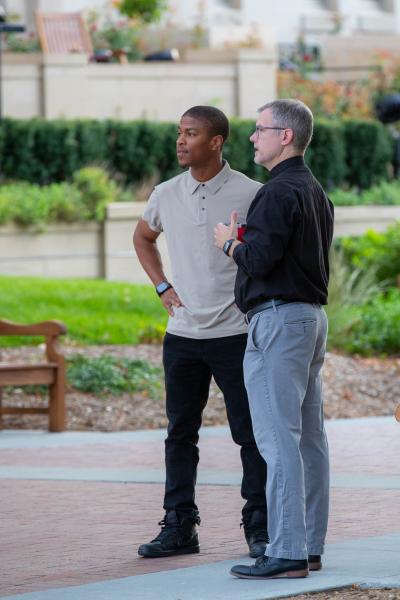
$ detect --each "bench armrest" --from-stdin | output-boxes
[0,319,67,363]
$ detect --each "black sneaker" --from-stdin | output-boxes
[138,510,200,558]
[230,555,309,579]
[241,509,269,558]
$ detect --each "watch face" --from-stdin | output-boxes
[156,281,170,295]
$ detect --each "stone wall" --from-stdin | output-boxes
[3,49,277,121]
[1,204,399,284]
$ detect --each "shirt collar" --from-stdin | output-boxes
[269,155,305,179]
[187,160,231,195]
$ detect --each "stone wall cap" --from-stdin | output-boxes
[107,202,145,219]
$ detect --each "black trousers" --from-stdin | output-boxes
[163,332,267,518]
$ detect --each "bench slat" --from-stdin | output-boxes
[0,363,58,370]
[0,407,49,415]
[0,369,56,386]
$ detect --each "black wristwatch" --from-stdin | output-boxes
[222,238,236,256]
[155,280,172,296]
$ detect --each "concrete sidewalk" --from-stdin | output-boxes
[0,416,399,600]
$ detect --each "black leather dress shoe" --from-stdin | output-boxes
[308,554,322,571]
[230,556,309,579]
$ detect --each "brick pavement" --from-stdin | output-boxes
[0,416,399,599]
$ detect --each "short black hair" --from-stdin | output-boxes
[182,105,230,143]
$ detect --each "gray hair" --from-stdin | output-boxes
[258,99,313,153]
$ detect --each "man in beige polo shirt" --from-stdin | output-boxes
[133,105,267,559]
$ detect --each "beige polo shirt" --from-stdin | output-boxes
[142,161,262,339]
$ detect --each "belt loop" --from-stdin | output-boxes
[272,298,277,312]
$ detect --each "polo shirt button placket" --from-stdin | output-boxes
[200,189,207,223]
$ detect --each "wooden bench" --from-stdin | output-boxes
[0,320,67,432]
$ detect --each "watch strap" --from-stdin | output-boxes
[222,238,236,256]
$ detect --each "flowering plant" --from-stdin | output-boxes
[5,31,40,53]
[279,51,400,120]
[87,11,142,62]
[278,72,373,119]
[368,51,400,103]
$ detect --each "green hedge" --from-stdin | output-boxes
[0,117,394,189]
[305,119,347,189]
[342,119,394,189]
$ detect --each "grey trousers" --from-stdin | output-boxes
[244,301,329,560]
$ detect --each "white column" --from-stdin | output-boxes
[236,48,277,119]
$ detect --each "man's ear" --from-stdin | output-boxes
[281,128,294,147]
[210,134,224,152]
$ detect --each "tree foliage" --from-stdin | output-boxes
[115,0,167,23]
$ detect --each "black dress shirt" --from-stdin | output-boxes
[233,156,334,313]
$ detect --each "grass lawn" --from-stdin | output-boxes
[0,275,167,346]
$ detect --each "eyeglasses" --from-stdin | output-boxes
[253,125,286,140]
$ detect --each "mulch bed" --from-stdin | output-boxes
[1,344,399,431]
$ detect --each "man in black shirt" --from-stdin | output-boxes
[214,99,334,580]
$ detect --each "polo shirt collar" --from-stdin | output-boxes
[187,160,231,195]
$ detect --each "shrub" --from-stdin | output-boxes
[0,193,13,225]
[326,247,400,356]
[67,354,163,396]
[326,247,383,351]
[72,166,118,220]
[360,180,400,205]
[0,183,51,225]
[329,188,361,206]
[47,183,90,223]
[137,323,165,344]
[0,167,121,227]
[340,221,400,285]
[342,289,400,356]
[330,179,400,206]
